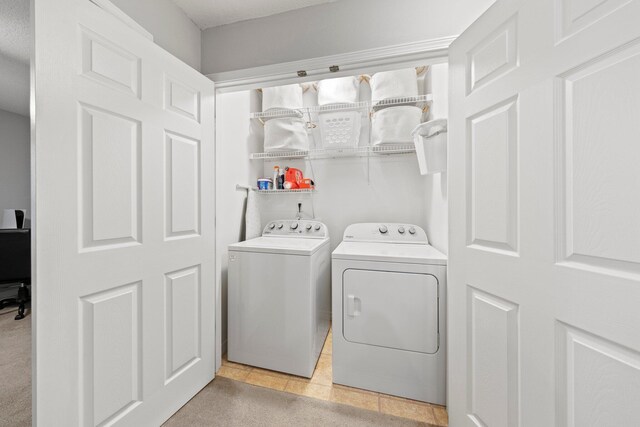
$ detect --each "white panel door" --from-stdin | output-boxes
[448,0,640,425]
[33,0,215,425]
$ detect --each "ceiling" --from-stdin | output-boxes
[172,0,339,30]
[0,0,30,116]
[0,0,29,64]
[0,0,31,116]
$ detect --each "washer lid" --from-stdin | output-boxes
[332,241,447,265]
[229,236,329,256]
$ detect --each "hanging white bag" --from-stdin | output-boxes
[264,117,310,152]
[411,119,448,175]
[371,106,422,146]
[370,68,419,104]
[262,84,304,111]
[317,76,359,105]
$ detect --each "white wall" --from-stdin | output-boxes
[423,63,449,254]
[111,0,202,71]
[0,108,30,218]
[0,55,29,117]
[201,0,495,74]
[216,91,263,353]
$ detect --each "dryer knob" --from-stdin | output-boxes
[290,222,299,230]
[314,224,321,231]
[277,223,284,229]
[398,226,405,234]
[268,223,276,230]
[306,224,312,231]
[408,227,416,235]
[379,225,388,234]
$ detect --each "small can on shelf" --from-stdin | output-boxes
[257,178,273,190]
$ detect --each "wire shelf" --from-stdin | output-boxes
[249,144,416,160]
[254,188,316,194]
[250,150,310,160]
[249,94,433,120]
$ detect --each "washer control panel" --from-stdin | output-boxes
[342,223,428,244]
[263,220,328,238]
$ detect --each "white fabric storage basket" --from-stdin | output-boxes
[264,117,309,152]
[411,119,448,175]
[318,110,361,149]
[317,76,359,105]
[262,84,303,111]
[371,106,422,146]
[370,68,418,103]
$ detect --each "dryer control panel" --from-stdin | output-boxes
[263,220,328,239]
[342,223,428,244]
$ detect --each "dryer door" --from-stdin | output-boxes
[342,269,439,354]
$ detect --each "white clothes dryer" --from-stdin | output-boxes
[332,223,447,404]
[228,220,330,378]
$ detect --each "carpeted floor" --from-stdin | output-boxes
[0,311,432,427]
[0,307,31,427]
[164,376,432,427]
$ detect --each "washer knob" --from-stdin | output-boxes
[268,223,276,230]
[409,227,416,235]
[277,223,284,229]
[314,224,321,231]
[306,224,312,231]
[290,222,299,230]
[398,226,405,234]
[379,225,388,234]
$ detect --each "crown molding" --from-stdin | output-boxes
[207,36,456,92]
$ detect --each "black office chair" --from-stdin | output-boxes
[0,229,31,320]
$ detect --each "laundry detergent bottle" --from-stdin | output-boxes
[273,166,280,190]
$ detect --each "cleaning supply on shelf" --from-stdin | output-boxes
[257,178,273,190]
[298,178,315,189]
[278,167,285,190]
[273,166,280,188]
[284,167,304,189]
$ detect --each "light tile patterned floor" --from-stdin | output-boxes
[219,329,448,426]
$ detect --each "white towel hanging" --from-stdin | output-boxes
[245,190,261,240]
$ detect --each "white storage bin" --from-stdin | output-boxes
[411,119,447,175]
[318,110,361,149]
[371,106,422,146]
[262,84,303,111]
[370,68,418,104]
[264,117,309,152]
[317,76,359,105]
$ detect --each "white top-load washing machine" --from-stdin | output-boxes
[228,219,330,378]
[332,223,447,405]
